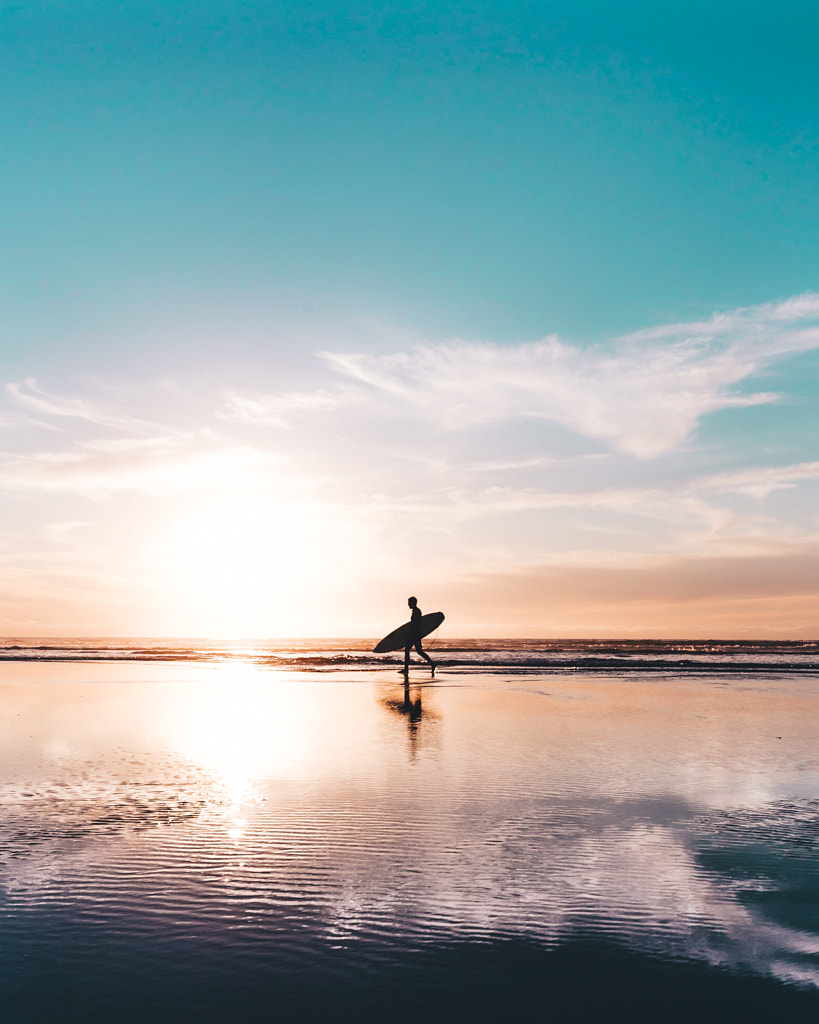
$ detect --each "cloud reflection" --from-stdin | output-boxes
[0,669,817,992]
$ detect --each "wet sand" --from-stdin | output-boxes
[2,662,819,1021]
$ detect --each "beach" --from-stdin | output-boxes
[5,2,818,1018]
[2,641,819,1021]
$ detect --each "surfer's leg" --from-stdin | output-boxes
[415,641,436,672]
[403,644,411,671]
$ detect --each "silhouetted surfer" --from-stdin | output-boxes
[404,596,436,675]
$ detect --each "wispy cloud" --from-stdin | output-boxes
[42,521,95,544]
[0,440,282,495]
[326,452,819,568]
[695,461,819,500]
[321,294,819,457]
[6,379,160,433]
[221,388,351,427]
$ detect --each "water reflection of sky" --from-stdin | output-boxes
[1,664,819,1003]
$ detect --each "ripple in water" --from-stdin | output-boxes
[1,666,819,1021]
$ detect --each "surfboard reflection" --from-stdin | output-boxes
[378,679,439,762]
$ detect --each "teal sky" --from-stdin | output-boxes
[3,1,818,364]
[1,1,818,635]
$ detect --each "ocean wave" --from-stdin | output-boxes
[0,638,817,673]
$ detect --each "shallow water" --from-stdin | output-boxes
[2,657,819,1021]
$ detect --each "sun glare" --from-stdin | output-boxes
[172,667,311,788]
[158,498,331,635]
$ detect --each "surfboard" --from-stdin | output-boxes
[373,611,445,654]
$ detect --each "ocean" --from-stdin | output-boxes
[2,636,818,671]
[2,639,819,1022]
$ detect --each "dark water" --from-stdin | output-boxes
[2,644,819,1021]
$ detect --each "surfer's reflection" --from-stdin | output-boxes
[379,678,438,761]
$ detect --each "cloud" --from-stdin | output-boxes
[465,548,819,605]
[324,451,819,571]
[221,388,350,427]
[1,378,291,497]
[0,440,282,496]
[42,521,95,544]
[695,461,819,500]
[344,455,819,529]
[3,294,819,637]
[6,379,160,433]
[427,550,819,637]
[321,293,819,457]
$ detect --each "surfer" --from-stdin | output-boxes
[404,596,436,675]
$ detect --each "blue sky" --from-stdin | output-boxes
[1,1,818,635]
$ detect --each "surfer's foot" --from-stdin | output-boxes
[430,662,437,674]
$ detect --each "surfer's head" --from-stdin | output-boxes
[407,596,417,608]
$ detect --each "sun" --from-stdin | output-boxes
[158,497,328,636]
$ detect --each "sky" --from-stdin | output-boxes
[1,0,818,638]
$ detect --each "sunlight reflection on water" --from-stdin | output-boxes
[1,663,819,1020]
